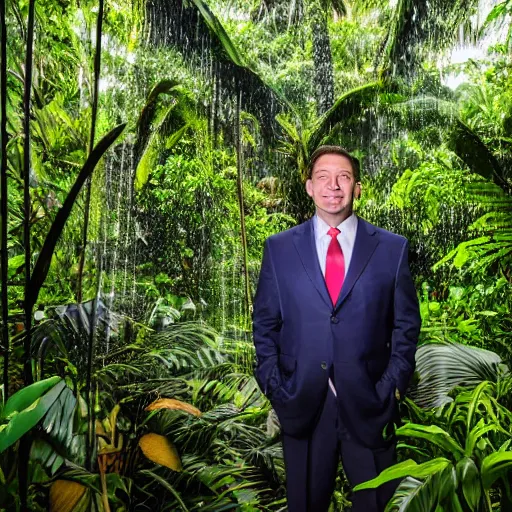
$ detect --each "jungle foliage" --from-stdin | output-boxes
[0,0,511,510]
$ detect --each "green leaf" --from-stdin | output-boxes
[481,452,512,490]
[135,123,189,190]
[384,476,440,511]
[1,376,62,419]
[354,458,451,491]
[483,2,508,25]
[7,254,25,279]
[456,458,481,511]
[0,380,66,452]
[396,424,464,460]
[448,121,508,193]
[438,464,458,502]
[466,381,492,435]
[465,421,499,457]
[105,473,129,502]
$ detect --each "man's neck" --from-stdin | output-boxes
[316,209,353,228]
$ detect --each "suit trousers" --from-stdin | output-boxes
[282,389,398,512]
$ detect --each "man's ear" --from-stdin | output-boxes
[354,182,362,199]
[305,179,313,198]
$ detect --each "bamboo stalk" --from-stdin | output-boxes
[20,1,36,508]
[1,0,10,400]
[235,91,251,319]
[77,0,104,303]
[22,0,35,385]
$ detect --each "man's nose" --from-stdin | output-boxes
[328,177,340,189]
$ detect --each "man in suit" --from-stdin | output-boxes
[252,145,421,512]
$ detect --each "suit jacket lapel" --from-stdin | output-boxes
[292,219,332,308]
[336,217,379,309]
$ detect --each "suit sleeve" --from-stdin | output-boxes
[382,239,421,397]
[252,239,283,398]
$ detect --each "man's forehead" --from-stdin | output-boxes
[312,162,354,173]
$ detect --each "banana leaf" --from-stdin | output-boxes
[448,121,510,195]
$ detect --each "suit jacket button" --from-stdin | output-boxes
[330,316,339,324]
[321,362,327,370]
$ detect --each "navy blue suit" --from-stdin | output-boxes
[253,216,421,511]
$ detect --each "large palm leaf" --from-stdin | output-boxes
[409,341,508,409]
[143,0,286,140]
[379,0,480,78]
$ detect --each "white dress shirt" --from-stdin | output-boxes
[313,213,358,397]
[313,213,358,277]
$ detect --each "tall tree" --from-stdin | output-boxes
[307,0,346,115]
[251,0,346,114]
[379,0,480,79]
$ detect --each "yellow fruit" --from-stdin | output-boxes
[49,480,86,512]
[145,398,201,417]
[138,433,182,471]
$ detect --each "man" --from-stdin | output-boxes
[252,145,421,512]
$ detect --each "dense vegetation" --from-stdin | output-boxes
[1,0,511,510]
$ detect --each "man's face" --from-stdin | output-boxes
[305,153,361,224]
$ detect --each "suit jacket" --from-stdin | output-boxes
[252,216,421,449]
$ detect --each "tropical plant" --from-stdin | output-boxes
[355,382,512,511]
[2,0,512,510]
[434,180,512,276]
[12,308,287,511]
[0,376,70,453]
[409,341,510,409]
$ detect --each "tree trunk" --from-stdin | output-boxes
[309,1,335,115]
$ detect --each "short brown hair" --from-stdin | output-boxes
[308,145,360,181]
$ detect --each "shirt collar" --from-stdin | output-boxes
[314,213,358,241]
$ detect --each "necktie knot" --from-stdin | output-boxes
[328,227,340,238]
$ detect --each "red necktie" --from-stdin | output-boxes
[326,227,345,305]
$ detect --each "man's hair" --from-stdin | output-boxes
[307,145,360,181]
